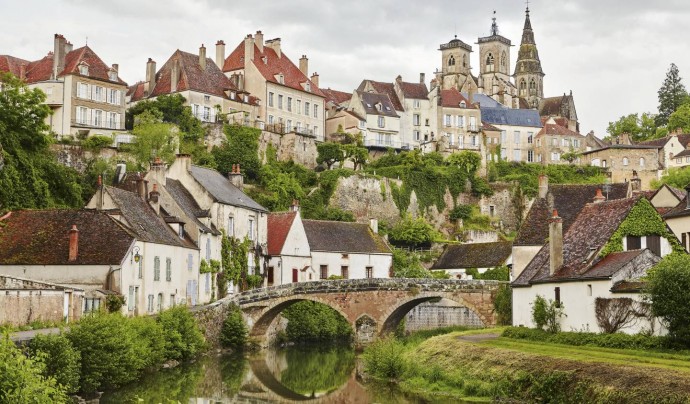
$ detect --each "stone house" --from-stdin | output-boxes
[580,144,662,190]
[0,34,127,140]
[638,133,690,169]
[481,104,542,162]
[126,45,259,125]
[222,31,326,142]
[512,196,674,335]
[539,92,579,133]
[436,88,482,154]
[266,204,392,284]
[512,175,630,280]
[392,75,434,149]
[348,90,402,150]
[430,241,512,279]
[534,117,586,164]
[0,275,84,327]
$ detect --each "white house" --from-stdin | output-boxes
[512,196,674,335]
[266,208,312,285]
[431,241,512,279]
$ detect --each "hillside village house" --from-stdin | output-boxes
[512,196,675,335]
[348,90,401,151]
[580,144,661,190]
[430,241,512,279]
[435,88,482,155]
[126,45,259,126]
[0,275,84,327]
[0,209,180,316]
[0,34,127,140]
[662,187,690,253]
[267,205,392,284]
[512,175,630,280]
[534,117,586,164]
[648,184,685,215]
[639,132,690,169]
[222,31,326,141]
[479,99,542,163]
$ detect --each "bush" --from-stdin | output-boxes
[647,253,690,344]
[67,313,151,392]
[129,316,166,367]
[493,284,512,326]
[0,334,68,402]
[501,327,668,350]
[105,294,126,313]
[388,215,441,248]
[449,204,473,221]
[220,305,248,349]
[28,333,81,394]
[282,301,352,342]
[361,337,407,379]
[80,135,112,150]
[531,295,565,333]
[157,306,206,361]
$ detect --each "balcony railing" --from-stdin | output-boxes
[363,138,411,150]
[72,119,124,131]
[447,142,480,150]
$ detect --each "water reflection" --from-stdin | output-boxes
[101,345,427,403]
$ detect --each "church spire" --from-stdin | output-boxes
[491,10,499,36]
[514,5,544,108]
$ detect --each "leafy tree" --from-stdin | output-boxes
[220,305,248,349]
[657,63,689,127]
[605,112,658,142]
[130,110,178,170]
[282,301,352,342]
[646,253,690,344]
[126,94,204,142]
[0,73,83,211]
[449,204,473,221]
[343,143,368,170]
[446,151,481,175]
[316,142,344,169]
[391,248,432,278]
[388,215,441,248]
[651,165,690,189]
[28,333,81,394]
[493,284,512,326]
[157,306,206,361]
[668,102,690,133]
[0,334,68,402]
[560,147,581,164]
[212,124,261,182]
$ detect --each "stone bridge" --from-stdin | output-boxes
[194,278,505,347]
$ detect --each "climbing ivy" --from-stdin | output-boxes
[219,230,254,294]
[200,259,221,300]
[599,198,684,258]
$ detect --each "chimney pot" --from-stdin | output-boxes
[420,72,425,84]
[215,40,226,69]
[310,72,319,88]
[548,209,563,276]
[68,224,79,262]
[291,199,300,212]
[593,188,606,203]
[299,54,309,76]
[228,164,244,190]
[370,218,379,234]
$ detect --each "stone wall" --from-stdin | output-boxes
[404,299,484,332]
[51,144,119,174]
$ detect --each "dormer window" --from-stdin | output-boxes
[305,82,311,92]
[79,64,89,76]
[278,74,284,84]
[108,70,117,81]
[375,103,382,112]
[460,101,466,108]
[178,224,185,239]
[230,91,236,99]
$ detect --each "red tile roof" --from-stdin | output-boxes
[540,115,569,128]
[322,88,352,106]
[536,123,584,138]
[0,209,134,265]
[223,41,324,97]
[151,50,238,99]
[440,88,477,109]
[0,55,30,77]
[357,80,404,111]
[398,81,428,100]
[267,212,297,255]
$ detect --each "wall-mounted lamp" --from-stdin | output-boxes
[132,246,141,264]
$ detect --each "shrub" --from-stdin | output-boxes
[493,284,512,326]
[220,305,248,349]
[282,301,352,342]
[647,253,690,344]
[0,334,68,402]
[501,327,668,350]
[361,337,407,379]
[28,333,81,394]
[129,316,166,367]
[531,295,565,333]
[388,215,441,248]
[80,135,112,150]
[157,306,206,361]
[67,313,150,392]
[449,204,473,221]
[105,294,126,313]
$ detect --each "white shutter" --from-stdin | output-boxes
[115,113,121,129]
[91,85,95,101]
[90,109,94,126]
[116,90,121,106]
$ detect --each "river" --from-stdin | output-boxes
[100,345,462,403]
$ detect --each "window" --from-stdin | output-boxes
[128,287,135,311]
[320,265,328,279]
[203,106,211,121]
[500,130,507,143]
[147,294,154,312]
[248,218,255,241]
[359,120,366,129]
[444,114,451,127]
[137,260,142,279]
[587,284,592,297]
[187,253,193,271]
[206,238,211,260]
[267,267,274,286]
[93,86,104,102]
[413,130,420,141]
[314,126,319,136]
[268,115,274,125]
[471,135,477,146]
[79,64,88,75]
[626,236,642,250]
[268,92,274,107]
[647,235,662,256]
[527,132,533,144]
[640,157,645,167]
[460,101,466,108]
[413,99,421,108]
[537,153,543,162]
[457,115,465,128]
[305,102,310,115]
[77,82,89,99]
[489,205,495,216]
[519,79,526,96]
[513,149,521,161]
[157,293,163,312]
[501,148,507,160]
[287,96,292,112]
[287,119,292,131]
[366,266,373,278]
[623,157,629,166]
[486,53,495,71]
[205,272,211,292]
[469,116,476,131]
[537,138,541,147]
[554,287,561,307]
[552,138,558,146]
[573,139,580,148]
[227,216,234,237]
[677,158,682,164]
[93,110,102,127]
[686,157,690,163]
[448,55,455,66]
[551,152,561,161]
[203,95,210,102]
[448,133,454,145]
[341,266,349,279]
[278,95,283,109]
[296,99,301,113]
[313,104,318,118]
[602,160,607,168]
[84,298,100,312]
[413,114,421,126]
[528,150,534,162]
[378,116,385,128]
[166,258,172,281]
[170,294,176,307]
[108,89,121,105]
[154,256,160,281]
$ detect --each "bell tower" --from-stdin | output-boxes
[438,35,474,91]
[513,6,545,109]
[477,11,514,104]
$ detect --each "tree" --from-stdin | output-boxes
[594,297,649,334]
[388,215,441,248]
[605,112,658,142]
[157,306,206,361]
[130,110,179,170]
[212,124,261,182]
[126,94,204,141]
[646,253,690,343]
[0,73,83,210]
[493,284,512,326]
[391,248,432,278]
[657,63,689,127]
[651,165,690,189]
[668,102,690,133]
[560,147,581,164]
[28,333,81,394]
[343,144,368,170]
[446,151,481,175]
[316,142,343,169]
[220,305,248,349]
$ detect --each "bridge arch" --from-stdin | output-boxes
[378,292,488,336]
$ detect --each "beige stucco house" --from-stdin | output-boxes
[580,145,662,190]
[534,117,585,164]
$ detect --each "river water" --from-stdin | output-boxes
[100,345,461,403]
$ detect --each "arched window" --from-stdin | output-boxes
[519,79,527,96]
[448,55,455,66]
[640,157,645,167]
[529,79,537,94]
[623,157,629,166]
[591,158,601,167]
[462,54,467,67]
[500,51,507,70]
[486,53,495,72]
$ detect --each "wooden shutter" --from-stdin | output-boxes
[626,236,641,250]
[646,235,661,256]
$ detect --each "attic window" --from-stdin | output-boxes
[108,71,117,81]
[305,82,311,92]
[278,74,284,84]
[79,64,89,76]
[460,101,466,108]
[375,103,382,111]
[178,224,185,239]
[243,95,249,103]
[366,103,372,108]
[385,106,391,111]
[230,91,236,99]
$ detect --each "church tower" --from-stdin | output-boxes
[477,11,515,106]
[514,6,545,109]
[438,35,476,93]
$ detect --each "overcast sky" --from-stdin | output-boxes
[4,0,690,137]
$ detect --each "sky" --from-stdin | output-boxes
[4,0,690,137]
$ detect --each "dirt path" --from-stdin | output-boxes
[457,332,500,342]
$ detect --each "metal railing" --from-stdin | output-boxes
[72,119,124,130]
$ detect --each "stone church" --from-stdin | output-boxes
[435,7,579,132]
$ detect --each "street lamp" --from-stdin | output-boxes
[132,246,141,264]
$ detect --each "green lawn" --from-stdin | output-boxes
[482,337,690,373]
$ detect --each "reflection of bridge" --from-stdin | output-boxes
[196,278,504,347]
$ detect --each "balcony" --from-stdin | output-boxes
[363,138,410,150]
[72,119,124,131]
[447,142,480,151]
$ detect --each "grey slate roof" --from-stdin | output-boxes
[481,107,542,128]
[189,165,267,212]
[461,92,504,108]
[431,241,512,270]
[165,179,219,235]
[302,220,391,254]
[357,91,400,117]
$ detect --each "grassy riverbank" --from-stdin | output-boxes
[364,328,690,402]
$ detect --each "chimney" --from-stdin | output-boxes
[52,34,67,80]
[396,75,402,84]
[310,72,319,88]
[538,174,549,198]
[593,188,606,203]
[65,41,73,54]
[151,156,166,187]
[299,55,308,76]
[215,40,225,69]
[291,199,300,212]
[170,61,179,93]
[145,58,156,96]
[112,63,119,72]
[420,73,425,84]
[228,164,244,190]
[468,86,474,104]
[630,171,641,192]
[255,31,264,53]
[149,183,160,215]
[244,34,255,62]
[19,64,26,81]
[176,153,192,173]
[199,44,207,70]
[370,218,379,234]
[68,224,79,262]
[266,38,281,58]
[136,177,147,199]
[548,210,563,276]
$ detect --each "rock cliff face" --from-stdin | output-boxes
[328,174,528,234]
